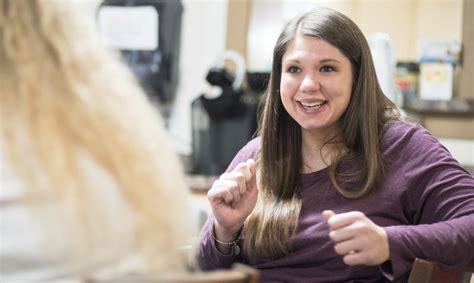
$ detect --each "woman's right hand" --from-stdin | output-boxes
[207,158,258,242]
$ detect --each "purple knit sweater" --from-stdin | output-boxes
[196,121,474,282]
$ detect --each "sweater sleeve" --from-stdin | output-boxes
[195,138,261,270]
[383,123,474,279]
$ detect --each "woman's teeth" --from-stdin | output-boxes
[301,101,325,109]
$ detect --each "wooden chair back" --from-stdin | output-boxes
[83,263,259,283]
[408,258,473,283]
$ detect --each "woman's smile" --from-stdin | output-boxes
[298,100,328,111]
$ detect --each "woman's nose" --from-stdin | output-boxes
[300,74,320,93]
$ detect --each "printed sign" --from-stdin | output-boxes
[98,6,159,50]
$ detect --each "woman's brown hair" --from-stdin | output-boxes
[243,7,399,259]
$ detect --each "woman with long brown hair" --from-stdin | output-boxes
[197,7,474,282]
[0,0,196,280]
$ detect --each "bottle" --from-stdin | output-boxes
[396,62,419,104]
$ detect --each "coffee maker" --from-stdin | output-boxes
[191,50,261,175]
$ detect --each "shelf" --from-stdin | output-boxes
[403,98,474,117]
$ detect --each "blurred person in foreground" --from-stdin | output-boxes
[197,7,474,282]
[0,0,196,280]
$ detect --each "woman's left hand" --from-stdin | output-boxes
[322,210,390,266]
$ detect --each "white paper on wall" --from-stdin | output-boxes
[419,63,454,101]
[98,6,159,50]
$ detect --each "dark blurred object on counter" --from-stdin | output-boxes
[396,62,419,104]
[246,72,270,92]
[191,52,262,175]
[98,0,183,118]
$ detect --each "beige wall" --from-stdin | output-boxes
[459,0,473,99]
[352,0,462,61]
[226,0,252,61]
[352,0,418,61]
[247,0,463,68]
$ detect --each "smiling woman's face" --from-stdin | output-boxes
[280,35,353,137]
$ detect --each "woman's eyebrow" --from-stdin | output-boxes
[283,57,341,64]
[319,58,340,64]
[282,57,301,63]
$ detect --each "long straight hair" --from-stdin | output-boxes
[243,7,399,259]
[0,0,195,273]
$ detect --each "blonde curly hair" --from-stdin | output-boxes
[0,0,195,275]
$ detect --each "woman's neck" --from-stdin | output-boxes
[301,129,344,174]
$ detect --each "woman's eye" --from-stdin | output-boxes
[320,66,334,72]
[288,66,300,73]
